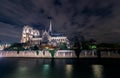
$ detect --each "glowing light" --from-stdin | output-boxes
[19,66,28,72]
[42,64,50,75]
[92,65,104,78]
[43,64,50,72]
[92,45,97,49]
[44,64,50,69]
[65,64,73,78]
[45,47,49,49]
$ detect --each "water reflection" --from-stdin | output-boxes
[42,64,50,74]
[18,66,28,73]
[92,65,104,78]
[0,58,120,78]
[65,64,73,78]
[16,66,28,78]
[10,66,32,78]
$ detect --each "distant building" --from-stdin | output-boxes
[0,44,11,50]
[21,21,70,48]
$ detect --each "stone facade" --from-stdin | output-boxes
[21,21,70,48]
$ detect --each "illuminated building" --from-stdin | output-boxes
[21,21,70,48]
[0,44,11,50]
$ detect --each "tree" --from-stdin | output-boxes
[33,45,39,55]
[73,36,82,58]
[41,44,58,58]
[49,49,56,58]
[6,43,24,54]
[59,43,68,50]
[73,42,82,58]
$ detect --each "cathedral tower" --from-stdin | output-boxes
[48,20,52,34]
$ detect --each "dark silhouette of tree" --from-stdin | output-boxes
[73,36,82,58]
[6,43,24,54]
[82,41,91,50]
[33,45,39,50]
[96,49,101,59]
[32,45,39,55]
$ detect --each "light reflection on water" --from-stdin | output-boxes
[0,58,119,78]
[92,65,104,78]
[65,65,73,78]
[42,64,50,76]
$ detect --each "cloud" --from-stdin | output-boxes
[0,0,120,43]
[0,22,21,43]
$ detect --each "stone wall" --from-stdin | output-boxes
[0,50,120,58]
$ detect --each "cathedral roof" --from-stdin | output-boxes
[50,33,65,37]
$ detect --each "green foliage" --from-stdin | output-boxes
[81,41,90,50]
[49,49,56,58]
[91,45,97,49]
[32,45,39,50]
[81,41,97,50]
[43,50,45,55]
[5,43,25,51]
[59,43,68,50]
[36,50,39,55]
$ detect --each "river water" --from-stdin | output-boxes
[0,58,120,78]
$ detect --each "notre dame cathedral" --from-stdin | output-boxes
[21,21,70,49]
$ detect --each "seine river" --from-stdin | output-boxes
[0,58,120,78]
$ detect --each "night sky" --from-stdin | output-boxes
[0,0,120,43]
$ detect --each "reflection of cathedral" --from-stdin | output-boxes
[21,21,69,48]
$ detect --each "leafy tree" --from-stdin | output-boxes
[33,45,39,50]
[32,45,39,55]
[6,43,25,54]
[59,43,67,50]
[72,36,82,58]
[82,39,97,50]
[36,50,39,55]
[49,49,56,58]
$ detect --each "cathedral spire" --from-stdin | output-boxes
[49,20,52,33]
